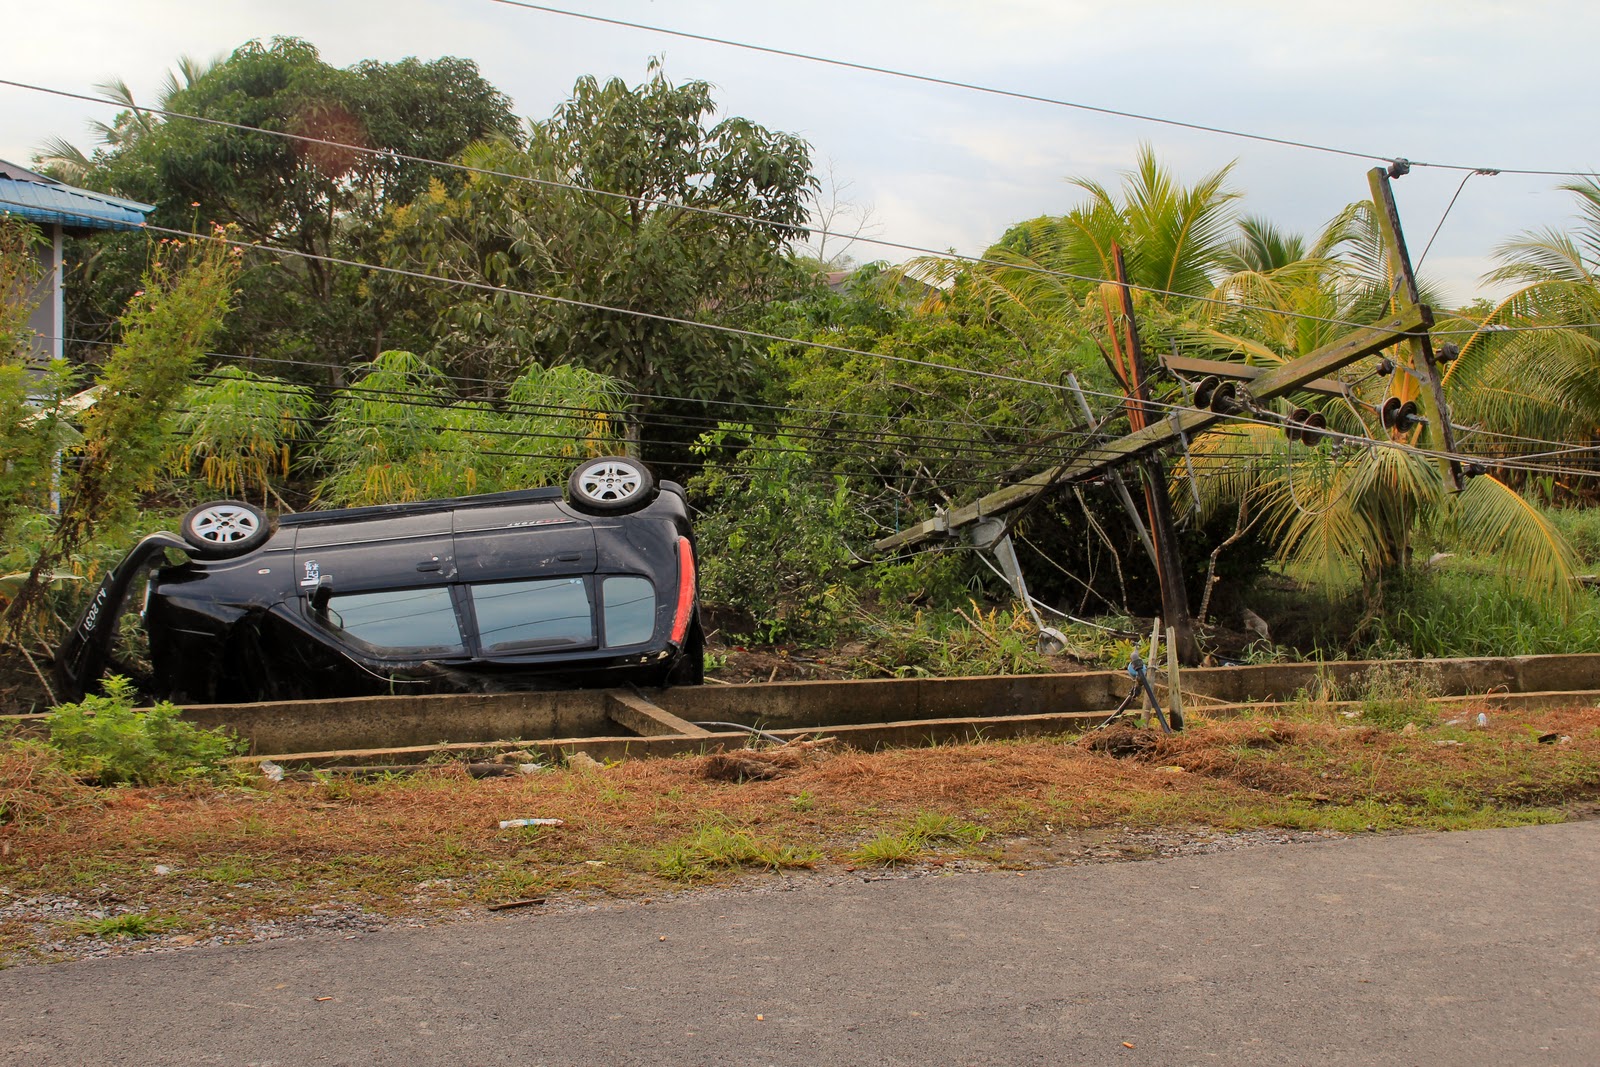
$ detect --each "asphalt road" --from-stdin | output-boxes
[3,821,1596,1066]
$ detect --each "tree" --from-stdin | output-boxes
[41,37,520,380]
[914,145,1242,340]
[2,231,240,638]
[380,66,816,451]
[167,366,315,507]
[1442,178,1600,450]
[0,220,69,557]
[315,350,627,506]
[1177,204,1580,614]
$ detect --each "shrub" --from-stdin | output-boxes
[45,676,243,786]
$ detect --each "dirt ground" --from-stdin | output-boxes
[4,705,1599,967]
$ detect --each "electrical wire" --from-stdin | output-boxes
[15,204,1600,483]
[487,1,1597,179]
[1415,169,1498,273]
[1,77,1565,340]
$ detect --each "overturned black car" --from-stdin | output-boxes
[57,457,704,704]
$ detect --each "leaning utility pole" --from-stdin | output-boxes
[1111,244,1197,663]
[872,168,1456,666]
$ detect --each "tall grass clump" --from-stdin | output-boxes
[1360,569,1600,659]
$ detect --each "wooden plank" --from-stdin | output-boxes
[1160,354,1350,398]
[875,311,1426,553]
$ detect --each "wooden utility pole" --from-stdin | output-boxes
[1111,245,1197,663]
[870,169,1458,668]
[1366,168,1462,490]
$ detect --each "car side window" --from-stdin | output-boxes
[326,588,465,654]
[470,577,594,652]
[602,576,656,647]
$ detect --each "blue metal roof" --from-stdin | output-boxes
[0,162,152,231]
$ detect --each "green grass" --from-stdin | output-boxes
[66,912,179,940]
[652,823,821,882]
[850,810,991,866]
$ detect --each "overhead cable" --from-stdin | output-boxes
[488,1,1597,179]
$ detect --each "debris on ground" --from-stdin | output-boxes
[1082,725,1160,759]
[700,737,838,782]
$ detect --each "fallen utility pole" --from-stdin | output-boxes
[874,169,1440,560]
[874,306,1426,554]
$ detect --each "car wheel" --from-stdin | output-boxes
[180,500,271,558]
[566,456,657,515]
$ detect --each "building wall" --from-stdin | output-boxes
[23,224,63,370]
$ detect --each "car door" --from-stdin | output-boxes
[292,510,465,658]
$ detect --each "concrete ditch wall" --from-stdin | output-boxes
[151,653,1600,759]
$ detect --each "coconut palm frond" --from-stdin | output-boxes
[1177,422,1281,522]
[1446,475,1580,610]
[32,138,95,183]
[1488,230,1593,287]
[1181,325,1287,367]
[1223,216,1307,274]
[1260,453,1370,588]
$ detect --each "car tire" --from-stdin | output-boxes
[566,456,658,515]
[180,500,272,558]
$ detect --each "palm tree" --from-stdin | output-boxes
[910,144,1242,342]
[1179,203,1580,613]
[31,56,219,181]
[1441,177,1600,447]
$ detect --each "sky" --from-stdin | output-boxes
[1,0,1596,307]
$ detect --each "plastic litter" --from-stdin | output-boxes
[498,818,565,830]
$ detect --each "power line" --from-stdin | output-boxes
[489,1,1599,180]
[18,202,1596,480]
[0,76,1546,339]
[40,332,1127,471]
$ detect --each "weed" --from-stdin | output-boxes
[903,811,989,845]
[653,823,819,882]
[850,810,990,866]
[68,912,178,940]
[44,676,243,786]
[0,738,95,827]
[195,861,258,885]
[1357,662,1440,730]
[851,832,922,866]
[790,790,815,813]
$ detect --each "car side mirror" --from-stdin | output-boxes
[310,577,334,616]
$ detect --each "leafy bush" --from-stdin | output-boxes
[45,676,243,785]
[690,427,866,644]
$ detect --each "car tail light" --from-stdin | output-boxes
[670,536,696,645]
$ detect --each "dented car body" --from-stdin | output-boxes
[57,459,704,704]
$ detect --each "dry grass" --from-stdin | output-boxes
[3,704,1599,964]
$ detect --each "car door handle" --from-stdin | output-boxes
[556,553,582,562]
[416,559,442,572]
